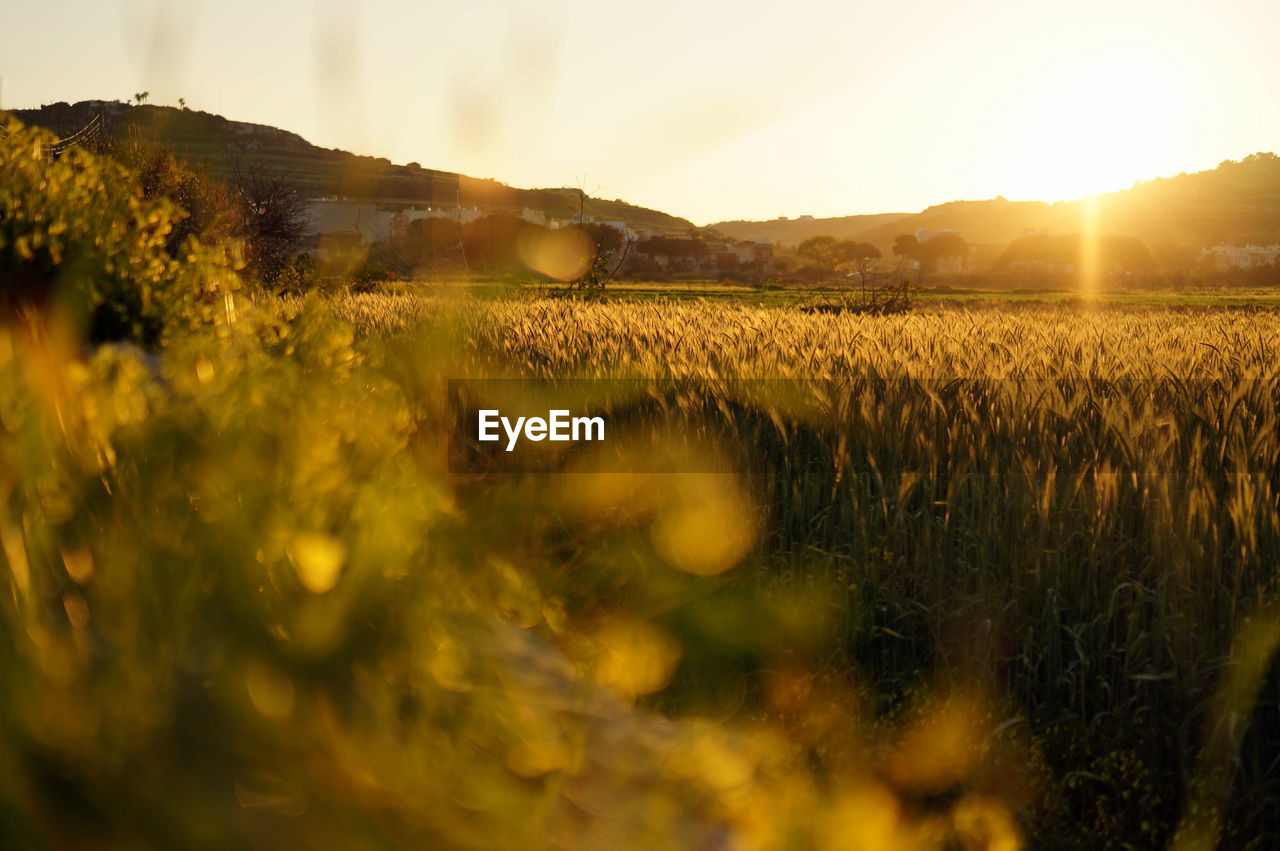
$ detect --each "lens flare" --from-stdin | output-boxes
[592,619,682,697]
[517,226,593,281]
[650,474,757,576]
[1079,193,1100,295]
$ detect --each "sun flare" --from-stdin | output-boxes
[997,51,1189,202]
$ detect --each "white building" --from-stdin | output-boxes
[301,200,484,252]
[1201,243,1280,270]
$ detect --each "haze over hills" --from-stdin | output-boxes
[715,155,1280,254]
[707,213,911,248]
[11,100,695,234]
[11,100,1280,258]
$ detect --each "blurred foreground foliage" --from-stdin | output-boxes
[0,315,1039,849]
[0,123,1030,850]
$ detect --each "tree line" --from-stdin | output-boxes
[789,228,1176,284]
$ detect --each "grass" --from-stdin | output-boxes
[330,274,1280,313]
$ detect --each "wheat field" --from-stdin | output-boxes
[344,292,1280,848]
[7,285,1280,849]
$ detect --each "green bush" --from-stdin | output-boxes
[348,260,408,292]
[110,131,237,256]
[0,119,241,346]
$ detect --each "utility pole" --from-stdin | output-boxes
[456,181,469,272]
[572,172,597,227]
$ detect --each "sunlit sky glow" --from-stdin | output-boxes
[2,0,1277,224]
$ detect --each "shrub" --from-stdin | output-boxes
[348,260,408,292]
[109,129,236,255]
[0,119,241,346]
[269,253,321,295]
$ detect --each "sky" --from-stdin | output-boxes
[2,0,1277,225]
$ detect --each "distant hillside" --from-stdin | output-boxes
[715,154,1280,253]
[712,213,909,248]
[14,101,1277,252]
[12,100,694,233]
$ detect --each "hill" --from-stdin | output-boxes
[710,212,909,247]
[14,101,1278,254]
[11,100,695,233]
[715,154,1280,252]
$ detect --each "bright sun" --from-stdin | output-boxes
[997,51,1188,202]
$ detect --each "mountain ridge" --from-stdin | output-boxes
[9,100,696,234]
[12,100,1279,255]
[713,155,1280,253]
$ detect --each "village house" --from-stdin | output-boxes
[1201,243,1280,270]
[730,239,774,265]
[301,199,486,253]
